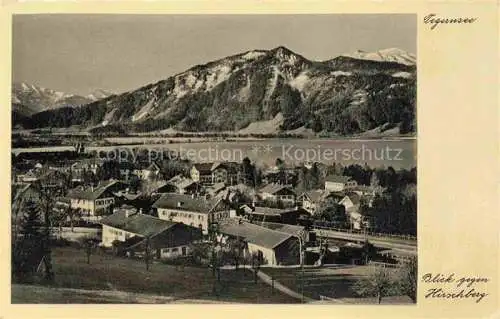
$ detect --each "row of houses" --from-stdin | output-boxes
[99,205,304,266]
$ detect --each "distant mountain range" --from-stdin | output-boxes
[12,47,416,136]
[12,82,114,116]
[341,48,416,66]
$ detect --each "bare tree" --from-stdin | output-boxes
[397,256,417,303]
[352,265,397,304]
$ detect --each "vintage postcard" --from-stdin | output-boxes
[0,1,498,318]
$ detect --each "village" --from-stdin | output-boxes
[11,144,417,304]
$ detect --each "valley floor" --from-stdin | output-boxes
[11,247,298,304]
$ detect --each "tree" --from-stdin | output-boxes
[317,199,349,228]
[12,200,44,282]
[34,183,56,282]
[397,256,417,303]
[144,237,152,271]
[79,237,97,265]
[65,207,83,232]
[352,265,398,304]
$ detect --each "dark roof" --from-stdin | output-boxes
[152,193,222,213]
[193,163,214,174]
[259,222,306,238]
[213,162,240,174]
[300,190,329,203]
[325,175,353,183]
[208,182,226,194]
[259,183,296,195]
[67,185,114,200]
[219,219,294,249]
[145,162,160,171]
[100,211,176,237]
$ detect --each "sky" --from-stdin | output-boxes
[12,14,416,96]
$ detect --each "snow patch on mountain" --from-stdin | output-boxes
[132,99,155,122]
[289,72,310,91]
[205,65,232,91]
[241,51,266,61]
[392,71,412,78]
[343,48,416,66]
[331,71,353,77]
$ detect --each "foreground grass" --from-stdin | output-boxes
[12,247,298,304]
[263,265,409,303]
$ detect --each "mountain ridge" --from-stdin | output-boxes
[13,46,416,136]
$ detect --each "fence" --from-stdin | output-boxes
[368,261,402,268]
[312,224,417,241]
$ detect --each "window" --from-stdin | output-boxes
[171,247,178,253]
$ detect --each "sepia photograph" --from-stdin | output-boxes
[11,14,417,304]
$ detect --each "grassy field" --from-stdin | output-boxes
[262,265,410,303]
[12,247,298,304]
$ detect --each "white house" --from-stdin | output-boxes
[218,219,300,266]
[66,185,116,218]
[153,193,231,234]
[258,183,296,204]
[324,175,357,192]
[99,208,202,259]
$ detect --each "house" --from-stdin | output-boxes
[66,185,116,218]
[99,208,202,259]
[71,159,103,176]
[339,192,363,230]
[153,193,231,234]
[190,162,240,186]
[297,190,347,214]
[259,221,310,244]
[190,163,213,184]
[258,183,296,204]
[324,175,357,192]
[206,182,226,197]
[245,206,303,225]
[218,219,300,266]
[135,162,161,180]
[98,179,129,194]
[297,190,330,214]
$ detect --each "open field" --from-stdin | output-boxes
[262,265,412,303]
[12,247,298,304]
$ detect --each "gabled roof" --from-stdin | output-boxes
[67,185,114,201]
[192,163,214,174]
[100,211,176,237]
[219,219,294,249]
[259,183,295,195]
[145,162,161,172]
[259,222,306,238]
[152,193,223,214]
[212,162,240,174]
[325,175,353,183]
[208,182,226,194]
[299,190,329,203]
[342,192,361,205]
